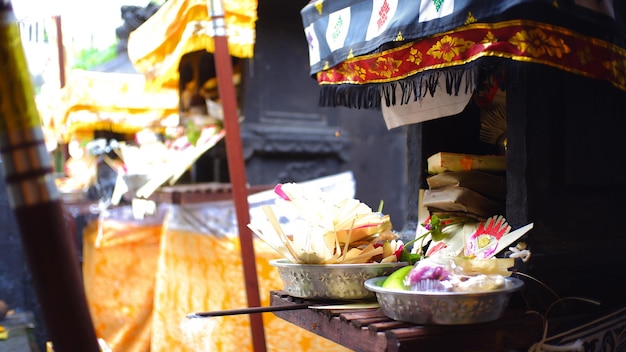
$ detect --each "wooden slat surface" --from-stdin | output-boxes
[270,290,544,352]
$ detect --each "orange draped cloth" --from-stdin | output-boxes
[82,203,350,351]
[151,202,350,351]
[151,228,350,351]
[82,207,166,352]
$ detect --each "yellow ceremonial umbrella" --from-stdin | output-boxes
[127,0,257,90]
[48,69,180,143]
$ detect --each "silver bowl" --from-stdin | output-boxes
[364,276,524,324]
[270,259,408,300]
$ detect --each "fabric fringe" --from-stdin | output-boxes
[318,63,486,110]
[318,84,383,110]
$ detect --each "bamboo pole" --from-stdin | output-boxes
[207,1,267,351]
[0,2,100,351]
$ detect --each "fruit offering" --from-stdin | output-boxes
[382,255,517,293]
[382,215,533,293]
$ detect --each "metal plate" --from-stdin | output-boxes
[270,259,408,300]
[365,276,524,324]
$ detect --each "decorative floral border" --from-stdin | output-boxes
[317,19,626,93]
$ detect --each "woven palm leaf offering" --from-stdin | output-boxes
[248,182,407,299]
[248,182,403,264]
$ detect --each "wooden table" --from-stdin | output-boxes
[270,290,544,352]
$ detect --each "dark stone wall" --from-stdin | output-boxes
[411,61,626,314]
[506,62,626,311]
[241,0,408,233]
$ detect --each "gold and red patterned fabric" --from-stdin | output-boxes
[318,19,626,92]
[301,0,625,109]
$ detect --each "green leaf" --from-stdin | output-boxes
[399,250,421,265]
[186,121,201,146]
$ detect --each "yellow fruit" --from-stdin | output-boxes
[381,265,413,290]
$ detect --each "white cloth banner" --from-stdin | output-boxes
[381,74,474,129]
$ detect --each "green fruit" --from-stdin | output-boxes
[381,265,412,290]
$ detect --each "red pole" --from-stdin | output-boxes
[53,15,68,172]
[53,15,65,88]
[208,1,267,351]
[0,2,100,351]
